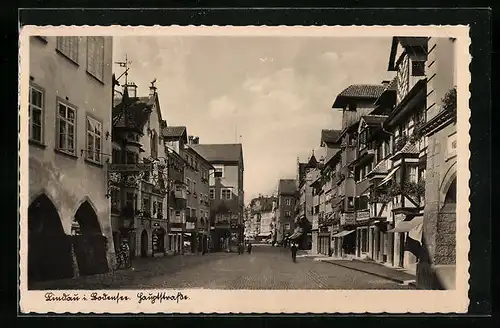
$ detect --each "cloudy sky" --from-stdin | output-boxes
[113,35,395,204]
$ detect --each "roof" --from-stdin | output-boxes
[184,145,215,169]
[163,126,187,139]
[278,179,297,195]
[324,149,342,167]
[305,154,319,169]
[332,84,386,108]
[399,142,419,154]
[190,143,243,164]
[361,115,388,127]
[298,162,308,183]
[368,160,389,175]
[388,37,428,71]
[112,95,154,131]
[321,129,342,145]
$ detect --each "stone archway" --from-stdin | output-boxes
[436,177,457,265]
[28,194,74,285]
[73,201,109,276]
[141,229,149,257]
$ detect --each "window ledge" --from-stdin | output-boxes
[55,49,79,67]
[54,148,78,159]
[86,70,105,85]
[84,158,104,168]
[29,139,47,149]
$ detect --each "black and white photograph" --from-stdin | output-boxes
[19,25,471,313]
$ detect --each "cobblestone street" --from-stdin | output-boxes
[32,245,414,290]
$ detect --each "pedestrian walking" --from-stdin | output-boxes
[247,242,252,254]
[291,242,298,263]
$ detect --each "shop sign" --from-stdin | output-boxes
[356,211,370,221]
[340,213,355,225]
[170,228,182,232]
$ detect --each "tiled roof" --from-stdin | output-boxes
[321,129,342,145]
[400,142,419,154]
[278,179,297,195]
[338,84,386,99]
[298,163,308,182]
[112,96,154,131]
[190,143,243,163]
[162,126,187,138]
[361,115,388,126]
[305,154,319,168]
[369,160,389,175]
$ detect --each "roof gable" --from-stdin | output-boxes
[278,179,297,195]
[332,84,386,108]
[190,143,243,164]
[320,129,342,146]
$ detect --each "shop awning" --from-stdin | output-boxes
[332,230,355,238]
[289,228,304,240]
[387,216,424,233]
[379,166,399,186]
[257,232,272,237]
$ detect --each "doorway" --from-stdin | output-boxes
[28,194,74,285]
[141,230,148,257]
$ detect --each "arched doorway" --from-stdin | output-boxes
[28,194,74,285]
[73,201,109,276]
[141,229,148,257]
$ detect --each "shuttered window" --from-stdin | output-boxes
[56,36,79,63]
[86,36,105,82]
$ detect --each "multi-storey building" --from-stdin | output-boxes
[183,136,214,254]
[417,37,457,289]
[28,35,114,284]
[330,83,387,258]
[248,196,276,242]
[276,179,298,243]
[111,81,169,259]
[163,126,188,254]
[191,143,244,252]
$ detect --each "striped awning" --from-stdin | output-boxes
[332,230,355,238]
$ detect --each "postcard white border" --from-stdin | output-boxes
[18,25,471,314]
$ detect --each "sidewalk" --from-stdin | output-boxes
[322,258,417,286]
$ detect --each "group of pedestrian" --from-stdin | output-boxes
[238,242,253,255]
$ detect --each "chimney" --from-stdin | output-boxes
[125,82,137,98]
[149,78,157,97]
[192,136,199,144]
[188,136,194,144]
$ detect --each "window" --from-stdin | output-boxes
[56,36,79,63]
[86,36,105,81]
[221,188,232,200]
[285,211,291,217]
[56,101,76,155]
[412,60,425,77]
[152,201,157,215]
[209,188,216,200]
[193,181,197,194]
[29,85,44,143]
[151,131,158,158]
[126,192,134,210]
[214,165,224,178]
[175,211,181,223]
[142,196,151,214]
[406,165,418,183]
[158,201,163,219]
[126,151,137,164]
[86,116,102,163]
[285,199,291,206]
[112,148,121,164]
[359,129,367,150]
[360,228,369,253]
[355,196,369,210]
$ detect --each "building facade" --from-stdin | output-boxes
[183,137,213,254]
[330,84,387,259]
[248,196,276,242]
[110,81,169,259]
[163,126,188,254]
[191,143,245,252]
[417,37,457,290]
[28,35,114,285]
[276,179,297,243]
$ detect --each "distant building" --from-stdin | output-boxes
[248,196,276,241]
[28,36,114,284]
[276,179,298,242]
[191,143,244,252]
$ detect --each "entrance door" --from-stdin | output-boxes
[73,201,109,276]
[141,230,148,257]
[28,194,74,285]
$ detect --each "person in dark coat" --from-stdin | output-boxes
[247,242,252,254]
[291,242,298,262]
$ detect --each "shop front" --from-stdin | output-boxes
[318,226,330,255]
[169,223,184,255]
